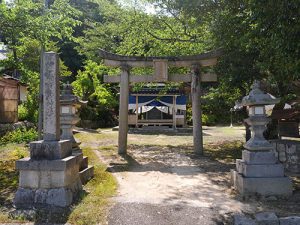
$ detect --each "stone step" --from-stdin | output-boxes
[80,156,89,171]
[72,152,83,167]
[79,166,94,185]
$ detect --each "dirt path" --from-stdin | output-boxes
[92,130,258,225]
[77,127,299,225]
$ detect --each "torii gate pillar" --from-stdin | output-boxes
[191,65,203,155]
[118,66,130,154]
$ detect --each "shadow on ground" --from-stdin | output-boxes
[101,142,300,218]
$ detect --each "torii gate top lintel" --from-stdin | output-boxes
[99,48,222,68]
[100,49,222,83]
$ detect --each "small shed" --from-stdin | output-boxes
[271,108,300,138]
[0,75,27,123]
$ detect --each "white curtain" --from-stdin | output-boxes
[158,100,186,110]
[156,106,170,114]
[129,99,155,110]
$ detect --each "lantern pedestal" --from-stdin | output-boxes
[232,150,293,197]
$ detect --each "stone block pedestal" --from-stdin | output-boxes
[232,150,293,197]
[14,154,82,208]
[30,140,72,160]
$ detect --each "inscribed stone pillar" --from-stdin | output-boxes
[191,65,203,155]
[43,52,60,141]
[118,65,130,154]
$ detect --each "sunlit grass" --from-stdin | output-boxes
[0,144,29,223]
[205,141,243,163]
[67,147,117,225]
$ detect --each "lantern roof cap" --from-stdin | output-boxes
[241,81,280,106]
[60,82,87,106]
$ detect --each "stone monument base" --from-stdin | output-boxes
[14,155,82,208]
[232,171,292,196]
[232,150,293,197]
[30,140,72,160]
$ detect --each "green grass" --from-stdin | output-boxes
[0,144,29,223]
[205,141,243,163]
[67,147,117,225]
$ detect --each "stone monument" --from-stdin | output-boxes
[232,81,293,197]
[14,52,82,208]
[60,83,94,184]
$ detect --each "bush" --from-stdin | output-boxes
[202,114,217,126]
[18,104,28,121]
[0,128,38,145]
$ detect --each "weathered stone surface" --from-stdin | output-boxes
[255,212,279,225]
[30,140,72,160]
[286,145,296,154]
[42,52,60,141]
[14,187,78,208]
[46,188,73,207]
[243,150,277,165]
[16,155,78,171]
[279,151,287,162]
[279,216,300,225]
[235,173,293,197]
[17,156,80,189]
[79,165,94,185]
[14,188,35,209]
[243,114,273,151]
[236,159,243,173]
[269,140,300,173]
[80,156,89,170]
[236,161,284,178]
[34,189,48,204]
[234,214,256,225]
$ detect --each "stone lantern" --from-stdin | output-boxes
[232,81,292,197]
[60,83,87,152]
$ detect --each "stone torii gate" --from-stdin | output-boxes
[100,49,221,155]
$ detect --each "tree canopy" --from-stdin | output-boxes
[0,0,299,125]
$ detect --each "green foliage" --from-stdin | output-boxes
[0,0,81,124]
[72,60,118,127]
[72,60,117,107]
[202,114,217,126]
[18,104,28,121]
[0,128,38,145]
[1,0,299,128]
[213,0,300,98]
[202,86,242,124]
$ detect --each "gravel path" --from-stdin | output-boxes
[95,143,257,225]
